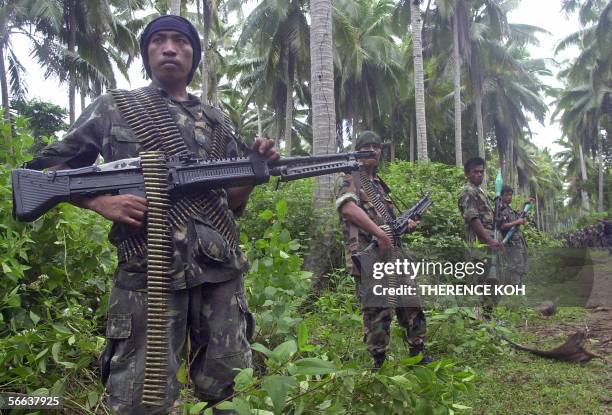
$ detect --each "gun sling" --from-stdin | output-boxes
[110,86,238,406]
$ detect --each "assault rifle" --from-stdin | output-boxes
[382,194,433,245]
[501,201,533,245]
[351,194,432,271]
[12,150,374,222]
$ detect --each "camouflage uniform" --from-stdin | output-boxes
[500,204,528,284]
[458,182,500,306]
[335,173,426,358]
[28,86,254,414]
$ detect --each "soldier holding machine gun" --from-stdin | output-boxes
[17,15,369,415]
[335,131,432,370]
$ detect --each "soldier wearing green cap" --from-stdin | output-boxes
[335,131,431,370]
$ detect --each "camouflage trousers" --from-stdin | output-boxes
[362,307,427,356]
[100,276,254,415]
[354,275,426,356]
[501,245,528,285]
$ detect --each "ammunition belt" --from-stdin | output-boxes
[359,171,394,223]
[111,86,239,262]
[139,151,172,406]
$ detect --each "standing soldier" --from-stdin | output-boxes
[335,131,430,370]
[25,15,278,414]
[499,186,532,285]
[458,157,502,316]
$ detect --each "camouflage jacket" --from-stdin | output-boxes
[458,182,494,246]
[28,86,248,291]
[335,172,397,276]
[500,204,527,247]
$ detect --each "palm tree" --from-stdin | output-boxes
[304,0,337,290]
[238,0,309,154]
[410,0,428,160]
[333,0,403,145]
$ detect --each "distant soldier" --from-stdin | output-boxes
[458,157,502,316]
[499,186,531,284]
[336,131,430,370]
[596,218,612,255]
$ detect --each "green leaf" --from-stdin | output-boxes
[279,250,290,259]
[177,360,188,384]
[30,311,41,325]
[297,322,309,351]
[276,199,288,219]
[251,343,272,357]
[234,368,254,390]
[51,342,61,363]
[52,323,72,335]
[271,340,297,364]
[262,375,297,414]
[289,358,338,376]
[259,209,274,220]
[279,229,291,244]
[87,390,99,408]
[232,397,251,415]
[189,402,208,415]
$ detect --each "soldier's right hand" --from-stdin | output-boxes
[375,228,393,253]
[487,238,502,252]
[86,194,148,228]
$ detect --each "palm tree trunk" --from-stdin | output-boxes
[474,89,484,159]
[304,0,337,293]
[535,193,540,231]
[200,0,211,103]
[170,0,181,15]
[256,104,262,137]
[597,131,603,212]
[390,118,396,162]
[578,143,590,212]
[410,0,428,161]
[67,0,77,125]
[409,120,415,162]
[0,39,11,135]
[452,12,462,167]
[284,54,294,155]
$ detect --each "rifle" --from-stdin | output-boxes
[351,194,432,270]
[12,150,374,222]
[381,194,433,246]
[502,201,532,245]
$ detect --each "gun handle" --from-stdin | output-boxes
[12,169,71,222]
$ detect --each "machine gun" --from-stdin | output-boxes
[12,150,373,222]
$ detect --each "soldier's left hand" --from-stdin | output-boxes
[252,137,280,162]
[407,219,419,231]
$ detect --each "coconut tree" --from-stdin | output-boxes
[237,0,309,154]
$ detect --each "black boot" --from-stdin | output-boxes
[372,352,386,371]
[409,343,433,365]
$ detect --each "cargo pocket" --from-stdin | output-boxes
[236,291,255,342]
[104,313,135,405]
[190,218,230,264]
[111,126,140,159]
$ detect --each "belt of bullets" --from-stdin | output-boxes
[140,151,172,406]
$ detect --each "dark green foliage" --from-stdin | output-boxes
[0,118,113,412]
[11,99,68,155]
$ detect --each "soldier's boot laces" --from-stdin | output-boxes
[409,343,434,365]
[372,352,386,371]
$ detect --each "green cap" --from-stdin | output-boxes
[355,131,382,149]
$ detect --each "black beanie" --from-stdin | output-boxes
[140,15,202,85]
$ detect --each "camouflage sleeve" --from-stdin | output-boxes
[458,191,480,224]
[25,94,113,170]
[335,173,359,211]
